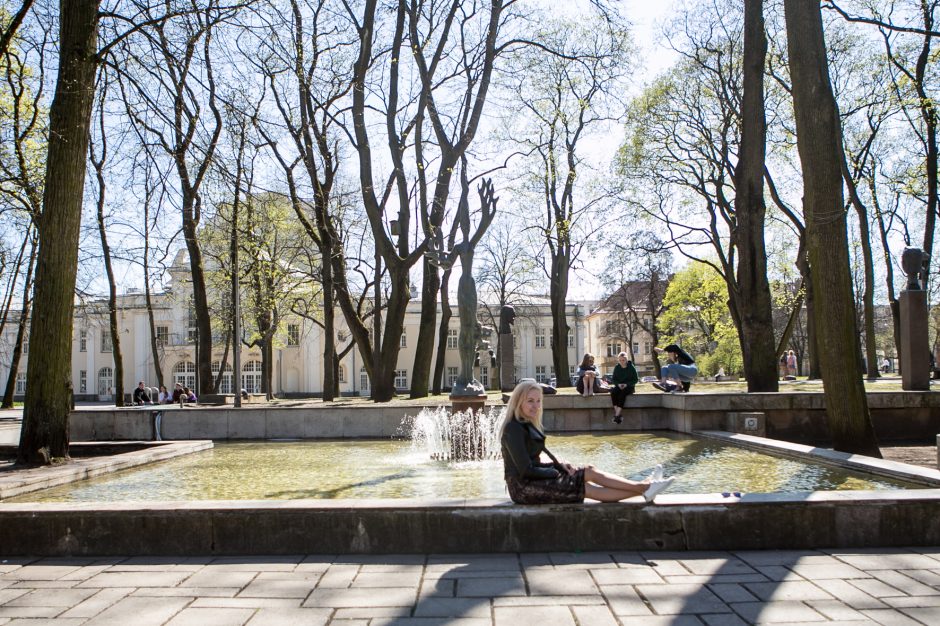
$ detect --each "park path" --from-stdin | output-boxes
[1,549,940,624]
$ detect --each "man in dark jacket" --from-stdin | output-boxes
[132,381,152,405]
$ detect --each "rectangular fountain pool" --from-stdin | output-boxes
[5,432,923,502]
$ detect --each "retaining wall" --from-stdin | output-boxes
[69,391,940,443]
[2,491,939,555]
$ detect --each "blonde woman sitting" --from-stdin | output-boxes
[499,380,675,503]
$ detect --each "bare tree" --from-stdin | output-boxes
[503,14,631,387]
[734,0,778,391]
[784,0,881,457]
[112,0,239,396]
[19,0,100,464]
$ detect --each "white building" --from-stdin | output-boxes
[2,253,595,401]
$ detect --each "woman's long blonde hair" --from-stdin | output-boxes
[498,380,545,440]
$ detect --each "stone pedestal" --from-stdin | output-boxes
[499,333,514,391]
[900,289,929,391]
[450,394,486,415]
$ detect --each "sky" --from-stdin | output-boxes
[560,1,678,301]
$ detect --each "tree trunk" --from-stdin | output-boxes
[845,174,880,379]
[1,233,35,409]
[784,0,881,457]
[18,0,99,465]
[432,266,455,395]
[144,257,163,389]
[182,203,214,397]
[95,152,124,406]
[321,261,337,401]
[410,258,438,397]
[549,252,571,387]
[213,331,230,392]
[734,0,779,393]
[871,176,902,369]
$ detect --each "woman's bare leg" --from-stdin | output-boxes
[584,466,648,495]
[585,373,596,396]
[585,483,644,502]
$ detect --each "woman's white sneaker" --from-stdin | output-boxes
[649,464,664,482]
[644,476,675,502]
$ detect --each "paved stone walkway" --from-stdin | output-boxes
[1,548,940,624]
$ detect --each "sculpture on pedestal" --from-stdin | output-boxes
[901,247,928,290]
[899,247,931,390]
[499,305,516,391]
[427,167,498,397]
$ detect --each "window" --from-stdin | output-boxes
[97,367,113,396]
[512,333,518,349]
[15,372,26,395]
[79,329,87,352]
[394,369,407,389]
[605,320,615,335]
[100,331,112,353]
[446,366,458,388]
[535,328,546,349]
[338,365,346,384]
[567,331,574,348]
[606,342,622,357]
[633,342,640,356]
[480,365,489,388]
[212,361,233,394]
[400,332,407,348]
[79,370,87,394]
[156,326,169,346]
[287,323,300,347]
[644,342,651,355]
[534,365,547,383]
[360,367,370,391]
[22,334,28,354]
[173,361,196,391]
[242,360,262,394]
[447,328,458,349]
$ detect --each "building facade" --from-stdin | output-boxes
[2,256,595,400]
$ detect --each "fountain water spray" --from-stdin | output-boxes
[403,406,504,461]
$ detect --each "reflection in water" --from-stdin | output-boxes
[8,432,919,503]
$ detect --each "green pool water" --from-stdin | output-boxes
[7,432,920,502]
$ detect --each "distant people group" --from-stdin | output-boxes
[779,349,798,379]
[132,381,196,405]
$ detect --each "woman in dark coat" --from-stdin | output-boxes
[498,381,674,503]
[610,352,638,424]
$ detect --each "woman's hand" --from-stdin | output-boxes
[562,462,576,476]
[618,383,626,389]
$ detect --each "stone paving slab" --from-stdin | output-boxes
[1,549,940,624]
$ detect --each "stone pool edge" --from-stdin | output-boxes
[694,430,940,486]
[1,491,939,555]
[0,441,214,500]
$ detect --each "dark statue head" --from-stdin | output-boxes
[901,247,928,290]
[499,305,516,334]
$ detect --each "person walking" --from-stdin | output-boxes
[499,380,675,503]
[786,350,797,378]
[609,352,638,424]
